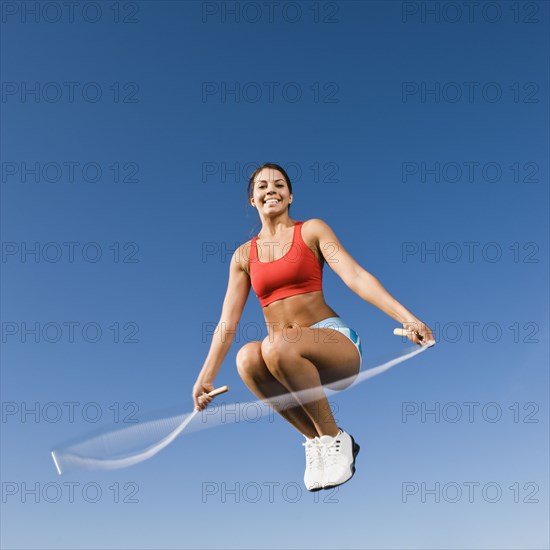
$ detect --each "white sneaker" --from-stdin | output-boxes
[320,429,360,489]
[302,436,324,491]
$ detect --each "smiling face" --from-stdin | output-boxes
[250,167,293,213]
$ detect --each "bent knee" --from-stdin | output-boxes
[236,342,264,378]
[260,335,298,368]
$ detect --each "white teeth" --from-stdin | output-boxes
[265,199,279,204]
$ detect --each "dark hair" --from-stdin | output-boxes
[247,163,293,210]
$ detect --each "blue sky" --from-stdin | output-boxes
[1,1,548,548]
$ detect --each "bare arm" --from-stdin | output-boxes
[310,218,434,345]
[192,244,251,409]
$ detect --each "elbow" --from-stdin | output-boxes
[219,310,242,333]
[347,265,367,288]
[345,268,363,294]
[347,268,376,301]
[218,317,239,333]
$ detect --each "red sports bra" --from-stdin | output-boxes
[249,221,323,307]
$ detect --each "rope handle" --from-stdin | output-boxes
[206,385,230,398]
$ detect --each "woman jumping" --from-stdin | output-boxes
[192,162,434,491]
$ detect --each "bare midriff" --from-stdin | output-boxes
[260,290,338,333]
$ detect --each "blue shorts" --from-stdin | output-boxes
[308,316,363,368]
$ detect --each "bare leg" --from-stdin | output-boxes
[261,341,339,437]
[236,342,318,439]
[260,326,361,437]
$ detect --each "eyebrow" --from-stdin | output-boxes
[256,178,285,184]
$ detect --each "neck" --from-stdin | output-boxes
[257,214,295,238]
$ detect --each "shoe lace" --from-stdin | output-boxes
[323,436,342,468]
[303,438,323,467]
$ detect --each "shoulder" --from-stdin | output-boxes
[299,219,334,263]
[301,218,333,240]
[301,218,344,254]
[233,239,253,276]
